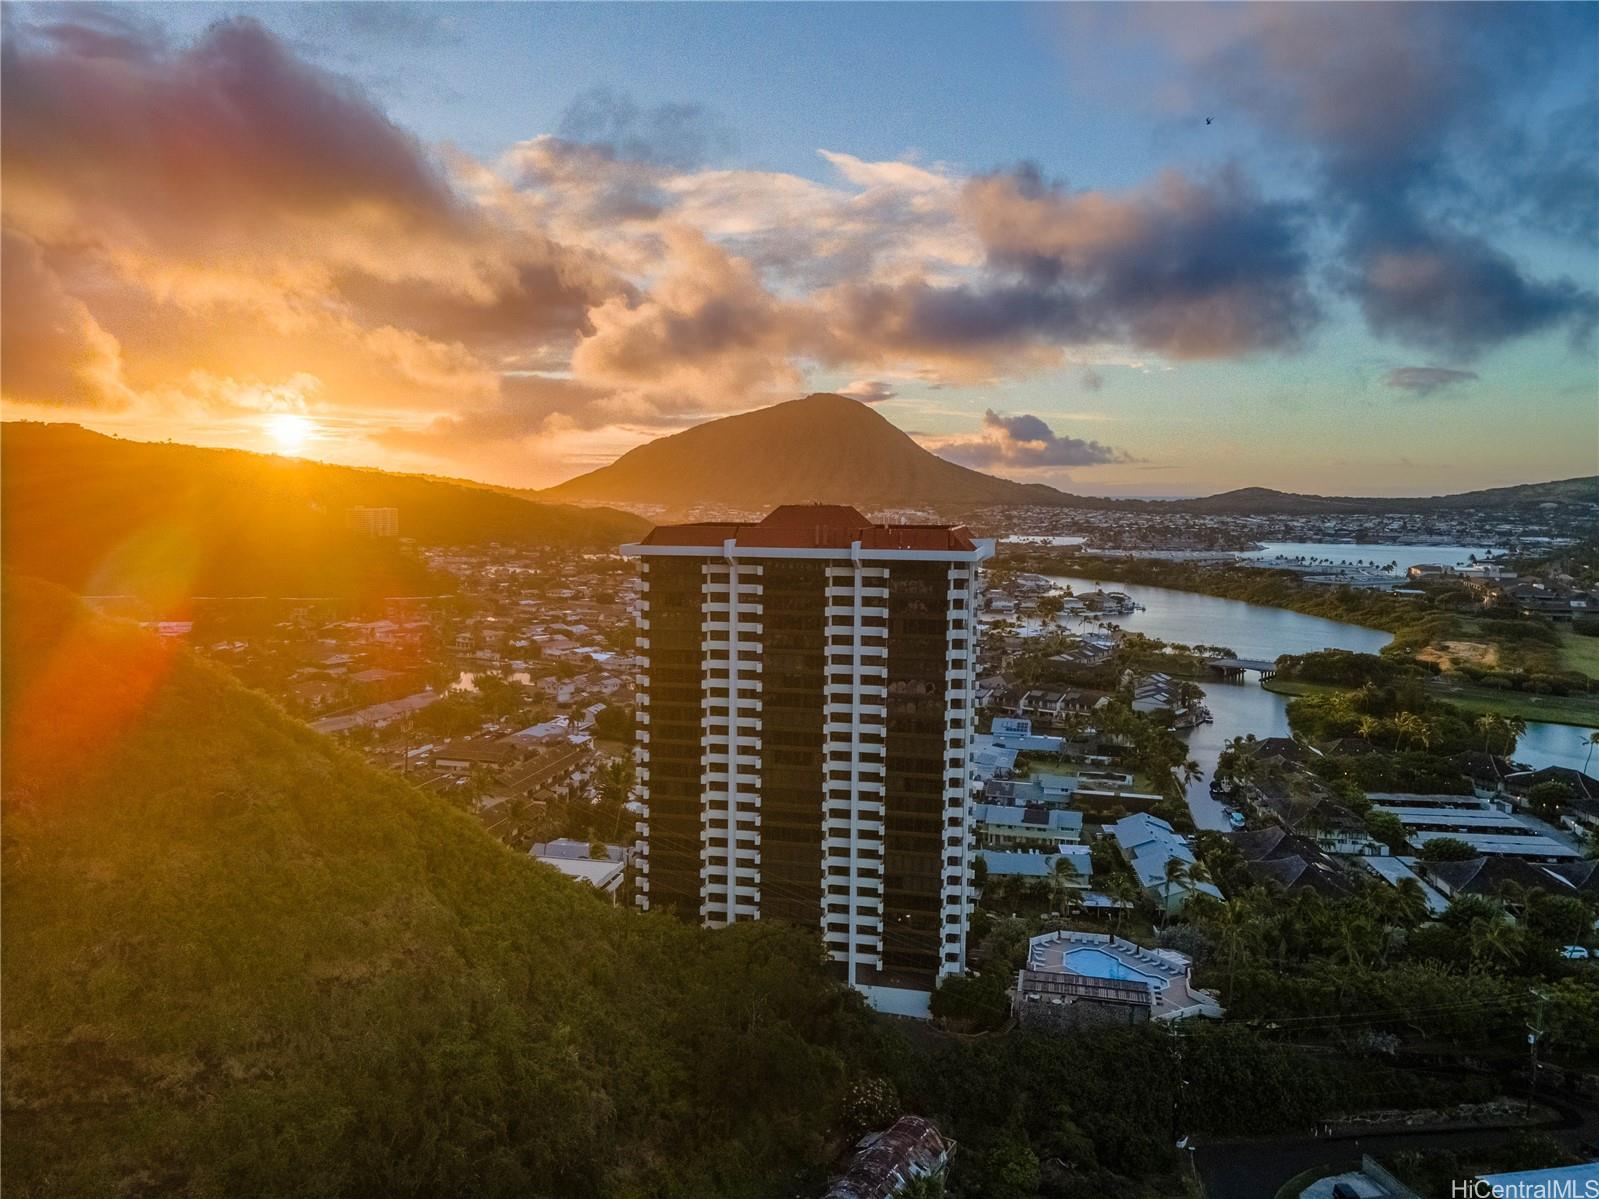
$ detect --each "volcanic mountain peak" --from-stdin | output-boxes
[540,392,1063,516]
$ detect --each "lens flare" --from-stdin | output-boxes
[266,413,314,454]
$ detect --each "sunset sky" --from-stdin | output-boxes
[3,2,1596,496]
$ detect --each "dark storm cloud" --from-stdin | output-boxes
[2,13,462,229]
[1185,3,1599,356]
[827,164,1318,365]
[1353,231,1598,359]
[1382,366,1480,397]
[938,409,1129,469]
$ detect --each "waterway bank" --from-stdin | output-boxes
[1042,574,1598,830]
[1264,677,1599,730]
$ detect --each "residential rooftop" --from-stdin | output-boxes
[633,504,981,553]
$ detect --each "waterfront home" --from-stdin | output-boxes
[1226,827,1359,896]
[1503,765,1599,803]
[1050,631,1119,667]
[998,686,1110,726]
[1108,813,1224,912]
[1407,563,1457,580]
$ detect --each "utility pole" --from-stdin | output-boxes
[1526,987,1549,1117]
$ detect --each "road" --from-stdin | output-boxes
[1194,1093,1599,1198]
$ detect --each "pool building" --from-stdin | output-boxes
[1014,931,1223,1030]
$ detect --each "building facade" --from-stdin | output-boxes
[624,505,992,1015]
[345,506,400,537]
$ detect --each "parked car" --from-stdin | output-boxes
[1559,945,1590,960]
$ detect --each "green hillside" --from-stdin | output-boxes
[0,423,648,604]
[0,577,859,1197]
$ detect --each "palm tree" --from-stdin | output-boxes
[1105,871,1142,934]
[1209,898,1255,999]
[1468,913,1519,971]
[1357,715,1381,745]
[1389,878,1430,931]
[1583,731,1599,774]
[1162,858,1190,930]
[1048,856,1081,916]
[1394,712,1425,753]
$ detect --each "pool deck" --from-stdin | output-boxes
[1025,930,1223,1020]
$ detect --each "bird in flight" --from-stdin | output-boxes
[1205,117,1214,125]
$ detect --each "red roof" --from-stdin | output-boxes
[637,504,978,552]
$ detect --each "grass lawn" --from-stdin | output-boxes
[1425,683,1599,728]
[1558,628,1599,678]
[1262,679,1344,699]
[1264,677,1599,728]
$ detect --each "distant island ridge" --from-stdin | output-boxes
[537,393,1595,518]
[6,407,1595,530]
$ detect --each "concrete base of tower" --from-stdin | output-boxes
[858,984,933,1019]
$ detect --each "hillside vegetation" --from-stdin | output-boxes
[2,579,1512,1197]
[1,423,647,604]
[0,577,859,1198]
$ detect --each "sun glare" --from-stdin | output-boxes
[265,413,315,454]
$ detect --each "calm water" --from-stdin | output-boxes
[1046,572,1596,830]
[1239,542,1502,574]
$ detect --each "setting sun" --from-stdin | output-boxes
[265,413,314,454]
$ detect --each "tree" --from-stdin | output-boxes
[1206,897,1257,998]
[1393,711,1425,753]
[1161,858,1195,929]
[1468,913,1520,971]
[1047,856,1080,915]
[1419,837,1478,863]
[1585,731,1599,774]
[1364,809,1409,854]
[978,1128,1041,1199]
[1527,781,1574,824]
[1526,892,1589,947]
[1105,871,1142,934]
[1388,877,1431,932]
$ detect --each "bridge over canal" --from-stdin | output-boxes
[1205,657,1279,681]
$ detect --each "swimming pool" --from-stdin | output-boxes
[1063,947,1168,990]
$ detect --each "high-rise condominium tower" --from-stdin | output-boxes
[623,505,992,1016]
